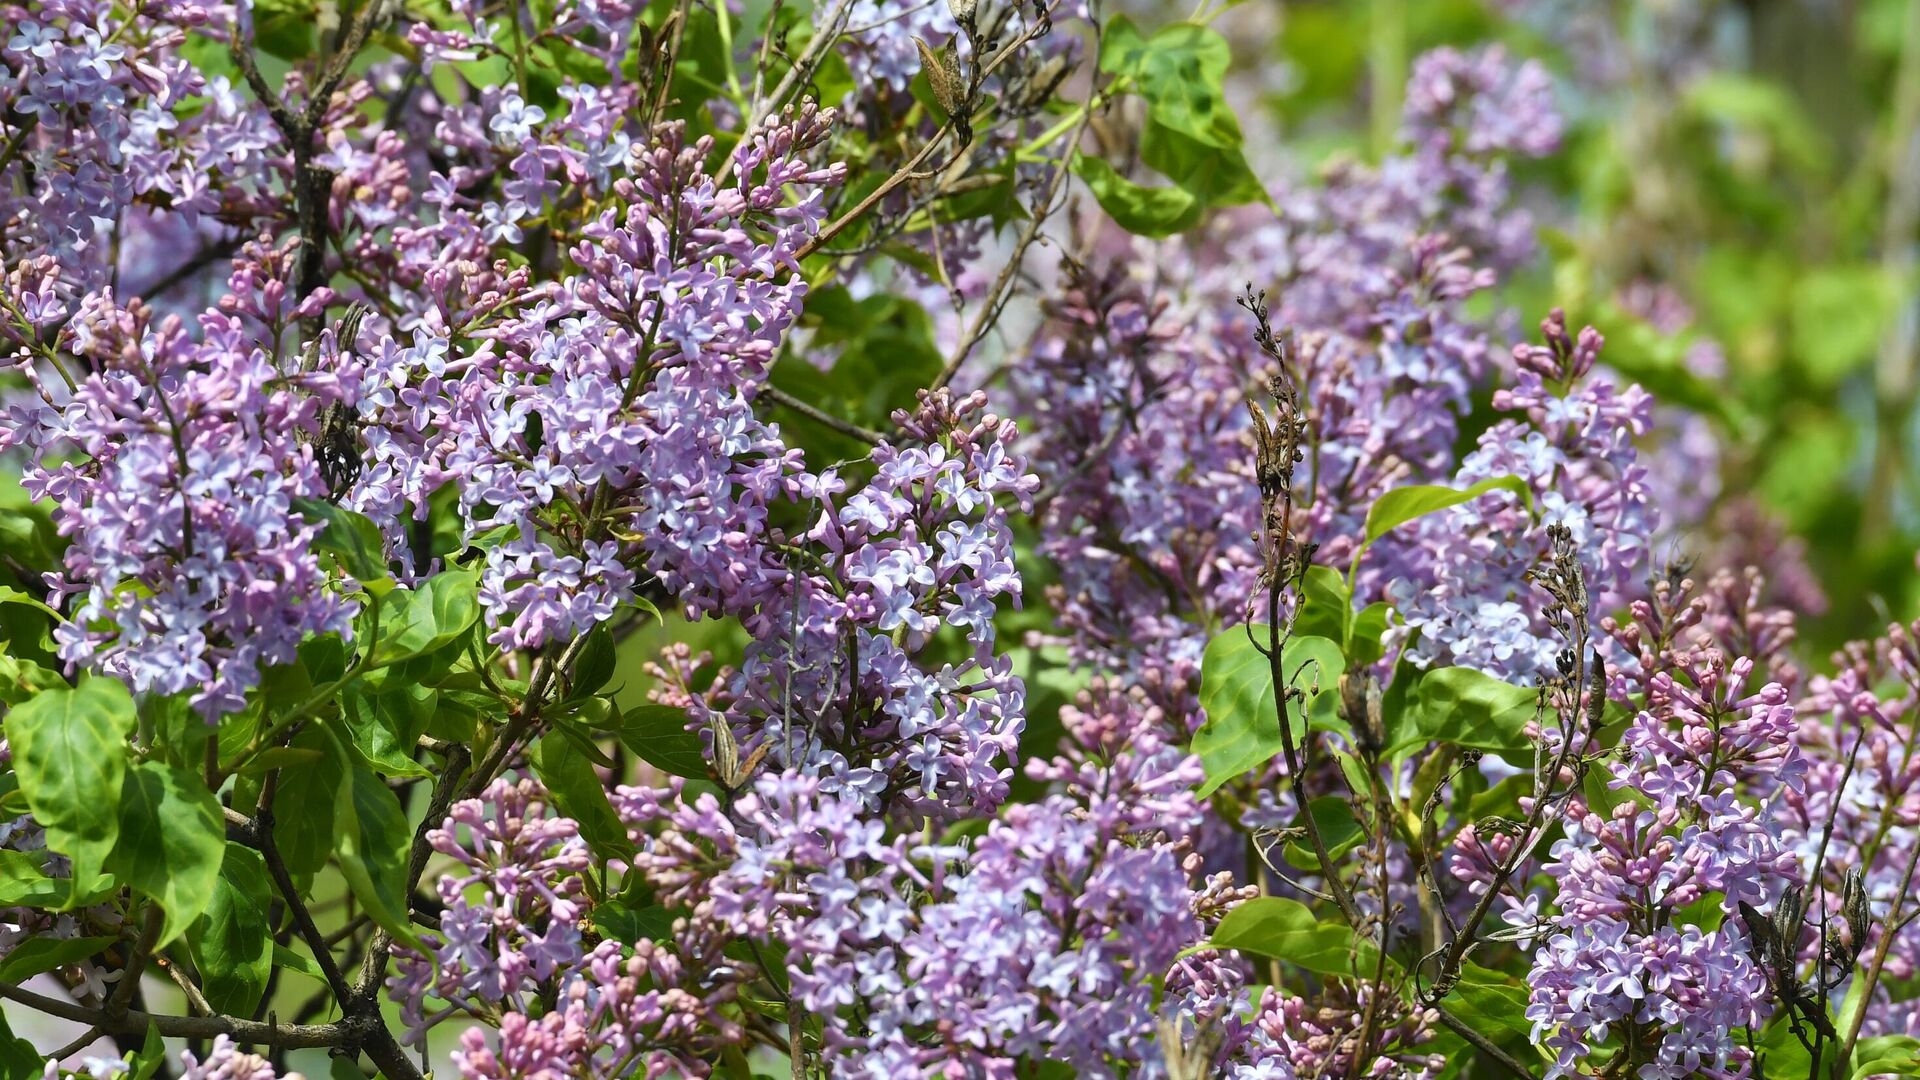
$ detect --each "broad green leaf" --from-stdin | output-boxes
[291,497,390,584]
[1293,566,1352,645]
[1138,120,1266,207]
[1192,629,1342,796]
[127,1020,166,1080]
[255,9,316,60]
[272,942,331,984]
[236,746,327,774]
[333,758,421,950]
[1348,602,1392,668]
[374,568,480,666]
[0,848,113,908]
[1388,666,1539,757]
[1755,1011,1814,1080]
[529,733,637,861]
[273,726,346,877]
[1440,962,1534,1044]
[105,760,227,947]
[342,684,434,779]
[0,849,59,906]
[0,654,63,705]
[188,843,274,1016]
[1211,896,1393,976]
[1073,154,1202,238]
[0,1011,44,1080]
[1351,476,1533,578]
[0,585,60,620]
[1281,795,1365,870]
[5,678,136,884]
[592,899,683,944]
[1100,17,1241,149]
[1852,1035,1920,1079]
[620,703,708,780]
[0,933,119,984]
[566,622,618,702]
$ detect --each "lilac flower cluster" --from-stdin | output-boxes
[687,389,1039,823]
[1520,650,1803,1078]
[1387,310,1658,678]
[1221,985,1441,1080]
[1775,621,1920,1029]
[389,776,741,1078]
[1,0,281,286]
[389,778,595,1042]
[341,106,846,649]
[176,1037,299,1080]
[8,289,354,718]
[607,680,1254,1077]
[1016,44,1567,726]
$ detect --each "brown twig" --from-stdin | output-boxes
[760,384,885,445]
[0,983,365,1049]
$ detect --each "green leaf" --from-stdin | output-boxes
[619,703,708,780]
[1100,17,1241,149]
[1852,1035,1920,1079]
[1388,666,1539,757]
[5,678,136,884]
[291,497,390,584]
[1294,566,1352,645]
[333,757,421,951]
[0,1011,45,1080]
[0,654,63,706]
[188,843,274,1016]
[1191,629,1342,796]
[342,684,434,779]
[374,569,480,666]
[0,848,113,908]
[1348,602,1392,668]
[106,760,227,947]
[566,622,618,701]
[255,7,316,60]
[273,726,346,877]
[1211,896,1393,976]
[126,1021,166,1080]
[0,585,60,620]
[1351,476,1533,579]
[1756,1011,1814,1080]
[592,899,683,944]
[1138,120,1266,207]
[1440,962,1534,1044]
[1073,153,1203,238]
[235,746,326,774]
[0,933,119,984]
[272,942,331,984]
[0,849,58,906]
[1281,796,1364,870]
[529,734,636,861]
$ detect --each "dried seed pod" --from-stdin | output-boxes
[1844,865,1871,946]
[709,713,742,789]
[1585,649,1607,730]
[1341,671,1384,756]
[915,37,966,118]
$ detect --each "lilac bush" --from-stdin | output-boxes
[3,2,1919,1079]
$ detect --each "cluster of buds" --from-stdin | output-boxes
[1512,306,1602,388]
